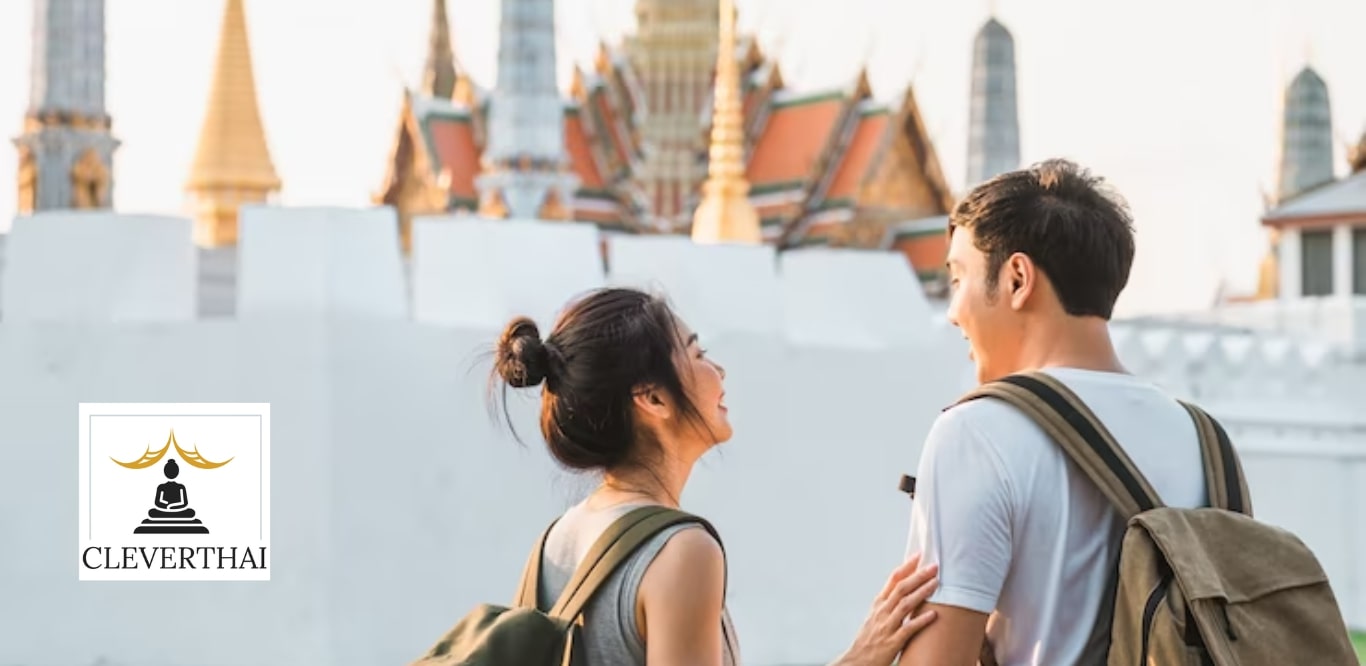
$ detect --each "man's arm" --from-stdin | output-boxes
[900,406,1014,665]
[898,604,989,666]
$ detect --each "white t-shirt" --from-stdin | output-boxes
[903,368,1209,665]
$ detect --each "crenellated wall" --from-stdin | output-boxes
[0,208,1361,666]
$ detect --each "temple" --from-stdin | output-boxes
[13,0,119,213]
[689,0,759,244]
[624,0,719,227]
[1243,63,1361,302]
[965,17,1021,188]
[376,0,958,289]
[1261,133,1366,301]
[474,0,579,222]
[1277,66,1335,203]
[185,0,281,247]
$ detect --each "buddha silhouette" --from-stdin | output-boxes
[134,458,209,534]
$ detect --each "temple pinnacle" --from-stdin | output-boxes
[690,0,760,244]
[185,0,280,247]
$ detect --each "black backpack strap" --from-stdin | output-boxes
[957,371,1164,521]
[549,505,724,623]
[1179,402,1252,517]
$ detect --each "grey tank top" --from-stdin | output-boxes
[537,500,741,665]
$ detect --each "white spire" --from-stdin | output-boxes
[476,0,577,219]
[15,0,119,212]
[1277,65,1334,202]
[965,16,1020,188]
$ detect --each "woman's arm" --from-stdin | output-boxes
[636,527,727,666]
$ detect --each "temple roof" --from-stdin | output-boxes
[378,11,952,250]
[747,91,846,188]
[1264,170,1366,224]
[401,85,635,227]
[824,106,890,204]
[423,114,479,205]
[564,108,605,190]
[883,215,950,243]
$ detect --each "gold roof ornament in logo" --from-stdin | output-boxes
[110,430,232,470]
[109,436,171,469]
[170,430,233,469]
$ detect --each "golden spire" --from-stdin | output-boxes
[186,0,281,247]
[422,0,457,99]
[690,0,760,244]
[1351,130,1366,174]
[1255,229,1280,300]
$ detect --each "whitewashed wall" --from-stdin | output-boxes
[0,209,1361,666]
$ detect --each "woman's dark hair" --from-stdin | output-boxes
[489,287,708,473]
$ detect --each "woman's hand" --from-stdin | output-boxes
[831,554,940,666]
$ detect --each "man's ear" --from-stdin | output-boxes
[1006,253,1036,310]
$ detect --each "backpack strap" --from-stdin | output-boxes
[957,371,1163,520]
[1179,402,1253,517]
[513,518,559,609]
[549,505,724,623]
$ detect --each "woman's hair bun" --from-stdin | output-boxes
[495,316,551,388]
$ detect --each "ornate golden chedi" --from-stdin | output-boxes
[186,0,281,247]
[690,0,759,244]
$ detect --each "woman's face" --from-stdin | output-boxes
[672,318,732,447]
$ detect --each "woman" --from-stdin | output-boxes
[491,287,938,665]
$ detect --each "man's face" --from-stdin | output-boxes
[946,227,1022,384]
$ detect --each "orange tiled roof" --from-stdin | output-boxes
[417,102,610,193]
[565,110,605,190]
[826,110,889,202]
[594,89,631,170]
[425,116,479,201]
[746,92,845,186]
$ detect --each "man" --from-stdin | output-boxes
[900,159,1209,665]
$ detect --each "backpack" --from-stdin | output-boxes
[409,505,726,666]
[954,370,1358,666]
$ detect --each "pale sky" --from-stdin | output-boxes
[0,0,1362,316]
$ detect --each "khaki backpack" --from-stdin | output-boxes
[958,371,1358,666]
[409,505,728,666]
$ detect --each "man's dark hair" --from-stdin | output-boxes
[949,159,1135,319]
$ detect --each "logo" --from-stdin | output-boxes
[78,404,270,581]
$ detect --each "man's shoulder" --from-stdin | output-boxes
[923,395,1055,471]
[931,393,1047,442]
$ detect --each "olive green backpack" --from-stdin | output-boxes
[409,505,722,666]
[959,371,1357,666]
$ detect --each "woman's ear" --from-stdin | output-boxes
[633,385,672,421]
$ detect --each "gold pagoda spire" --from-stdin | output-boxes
[422,0,457,99]
[690,0,760,244]
[186,0,281,247]
[1351,130,1366,174]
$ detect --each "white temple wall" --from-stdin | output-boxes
[0,209,1362,665]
